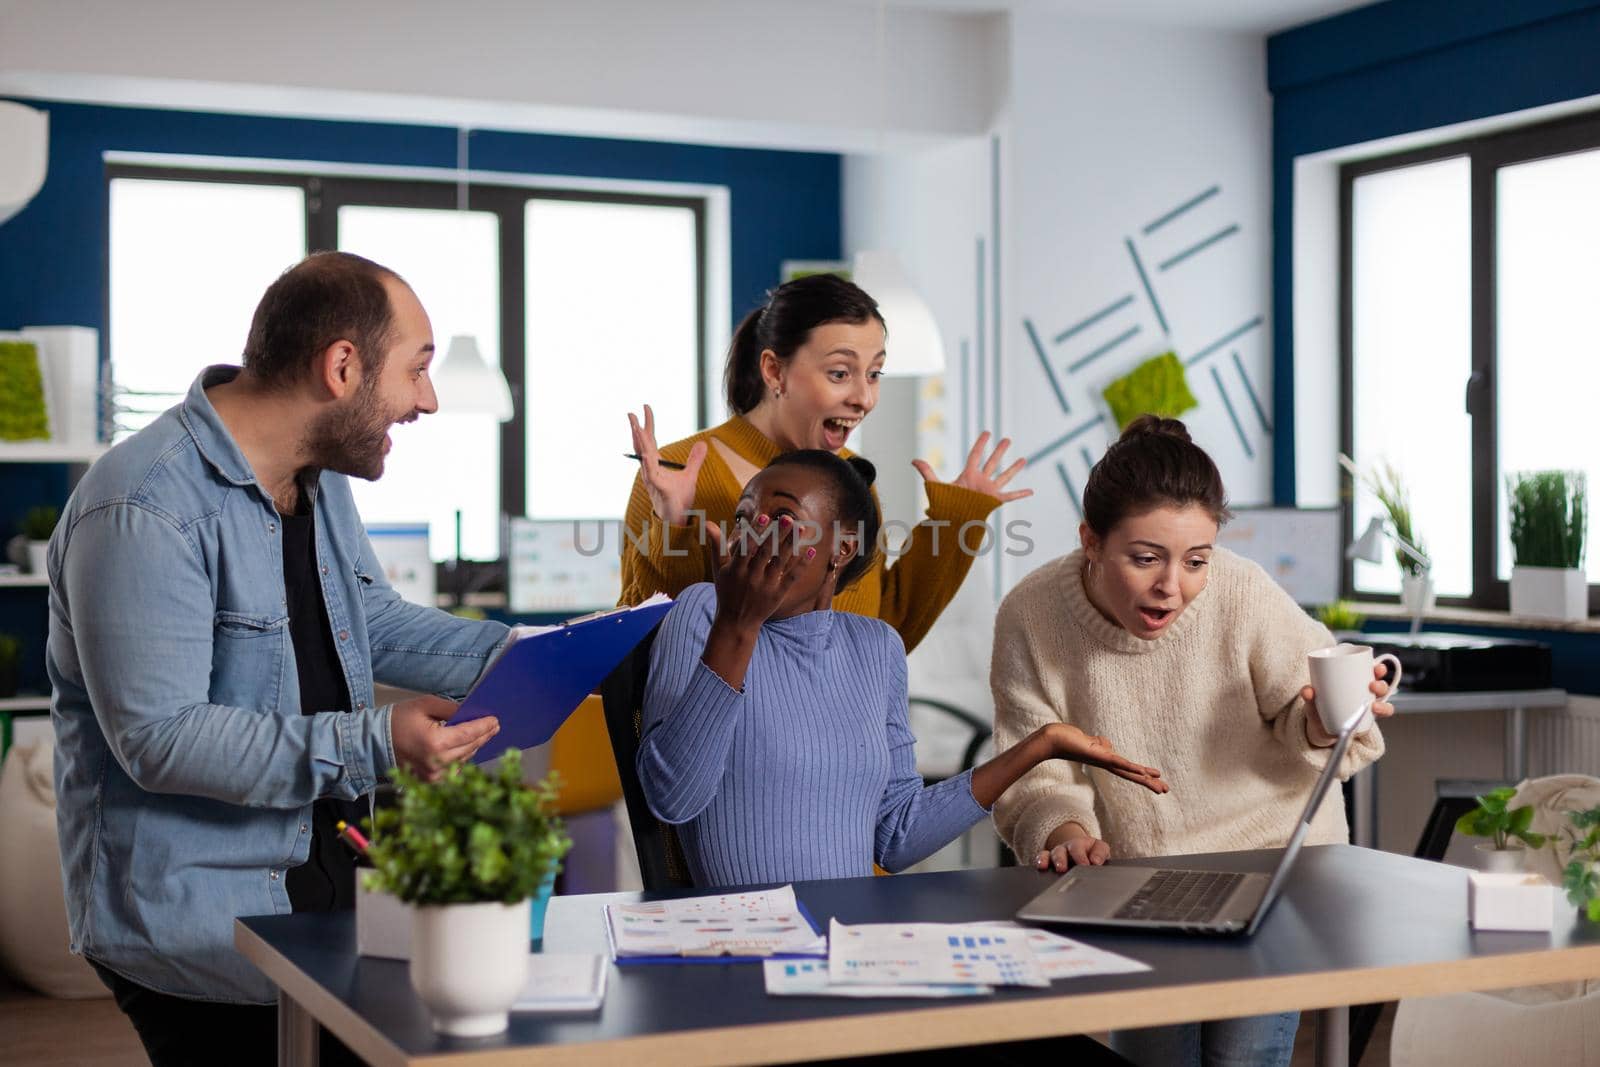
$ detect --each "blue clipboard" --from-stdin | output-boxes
[450,596,673,764]
[606,901,828,967]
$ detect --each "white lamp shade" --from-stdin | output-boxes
[0,102,48,227]
[851,250,946,377]
[432,334,513,421]
[1346,516,1387,563]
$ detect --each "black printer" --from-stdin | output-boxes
[1361,632,1552,692]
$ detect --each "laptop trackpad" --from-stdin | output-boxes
[1041,865,1153,917]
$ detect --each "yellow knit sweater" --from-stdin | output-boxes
[990,548,1385,861]
[618,416,999,654]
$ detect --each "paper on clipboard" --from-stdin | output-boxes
[450,593,672,763]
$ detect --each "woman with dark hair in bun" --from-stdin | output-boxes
[990,415,1395,1067]
[622,273,1029,653]
[638,450,1167,888]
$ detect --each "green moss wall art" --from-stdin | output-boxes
[0,340,50,442]
[1101,351,1198,431]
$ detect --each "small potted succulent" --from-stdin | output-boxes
[20,505,59,577]
[1557,804,1600,922]
[365,749,571,1037]
[1455,786,1547,873]
[1507,470,1587,622]
[0,633,20,699]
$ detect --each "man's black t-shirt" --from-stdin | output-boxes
[279,502,368,912]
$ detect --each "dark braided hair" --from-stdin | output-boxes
[763,449,880,592]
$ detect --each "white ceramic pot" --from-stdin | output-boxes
[1474,842,1526,874]
[1400,573,1435,617]
[25,541,47,576]
[410,898,530,1037]
[1509,565,1587,622]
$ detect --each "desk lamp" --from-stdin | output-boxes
[1346,516,1432,634]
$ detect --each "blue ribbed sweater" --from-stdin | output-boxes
[638,583,987,887]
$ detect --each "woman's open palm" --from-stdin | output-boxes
[628,403,706,526]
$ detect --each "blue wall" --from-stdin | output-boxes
[0,98,841,692]
[1266,0,1600,505]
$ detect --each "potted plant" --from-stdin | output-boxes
[1341,455,1433,614]
[1557,804,1600,922]
[1314,600,1366,638]
[20,505,58,576]
[1455,786,1547,873]
[0,633,19,698]
[1507,470,1587,621]
[365,749,570,1037]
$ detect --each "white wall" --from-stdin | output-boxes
[996,12,1275,590]
[0,0,1004,152]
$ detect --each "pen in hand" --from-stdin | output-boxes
[624,453,688,471]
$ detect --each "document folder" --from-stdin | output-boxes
[450,594,673,763]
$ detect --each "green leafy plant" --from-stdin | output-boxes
[1342,455,1428,576]
[1557,805,1600,922]
[1508,470,1587,570]
[365,749,571,907]
[1455,786,1547,851]
[20,506,59,542]
[1314,601,1365,631]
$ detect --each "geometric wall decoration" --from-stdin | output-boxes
[1102,351,1198,431]
[1019,182,1272,517]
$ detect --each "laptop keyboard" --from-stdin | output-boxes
[1113,869,1246,924]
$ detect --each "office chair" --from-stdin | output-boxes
[597,625,694,892]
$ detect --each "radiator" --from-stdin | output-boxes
[1529,696,1600,779]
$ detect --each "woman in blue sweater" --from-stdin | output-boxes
[638,449,1167,887]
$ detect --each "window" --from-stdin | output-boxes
[108,164,708,567]
[1341,111,1600,610]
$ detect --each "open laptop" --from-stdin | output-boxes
[1016,708,1363,936]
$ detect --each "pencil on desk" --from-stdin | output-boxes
[624,453,688,470]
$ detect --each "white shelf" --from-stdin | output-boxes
[0,696,51,712]
[0,574,48,587]
[0,441,107,463]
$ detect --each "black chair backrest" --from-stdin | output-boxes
[598,624,694,891]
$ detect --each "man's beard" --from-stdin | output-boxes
[304,378,403,481]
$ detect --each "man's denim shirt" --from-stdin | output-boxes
[47,367,508,1004]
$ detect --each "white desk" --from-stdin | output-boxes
[1350,688,1568,848]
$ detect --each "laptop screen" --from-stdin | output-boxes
[1245,709,1363,932]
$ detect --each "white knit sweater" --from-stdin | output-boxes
[991,548,1385,861]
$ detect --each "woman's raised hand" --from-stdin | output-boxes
[1046,722,1168,795]
[628,404,707,526]
[911,431,1033,505]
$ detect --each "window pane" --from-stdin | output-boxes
[338,206,501,561]
[1350,156,1473,596]
[109,179,305,438]
[1496,149,1600,583]
[525,199,698,519]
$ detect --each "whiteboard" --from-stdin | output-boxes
[1217,507,1341,606]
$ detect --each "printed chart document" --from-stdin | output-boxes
[763,959,989,999]
[451,593,672,763]
[827,919,1050,989]
[512,953,608,1013]
[976,922,1151,981]
[605,885,826,962]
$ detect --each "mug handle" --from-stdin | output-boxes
[1375,653,1403,701]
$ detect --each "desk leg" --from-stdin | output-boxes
[1506,707,1527,783]
[1314,1005,1348,1067]
[278,991,320,1067]
[1350,766,1378,849]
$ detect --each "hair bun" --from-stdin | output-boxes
[1119,414,1193,444]
[846,455,878,487]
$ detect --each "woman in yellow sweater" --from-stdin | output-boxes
[621,273,1029,652]
[990,415,1394,1067]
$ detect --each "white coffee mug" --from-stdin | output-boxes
[1305,643,1401,736]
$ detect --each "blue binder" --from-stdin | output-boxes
[450,596,674,764]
